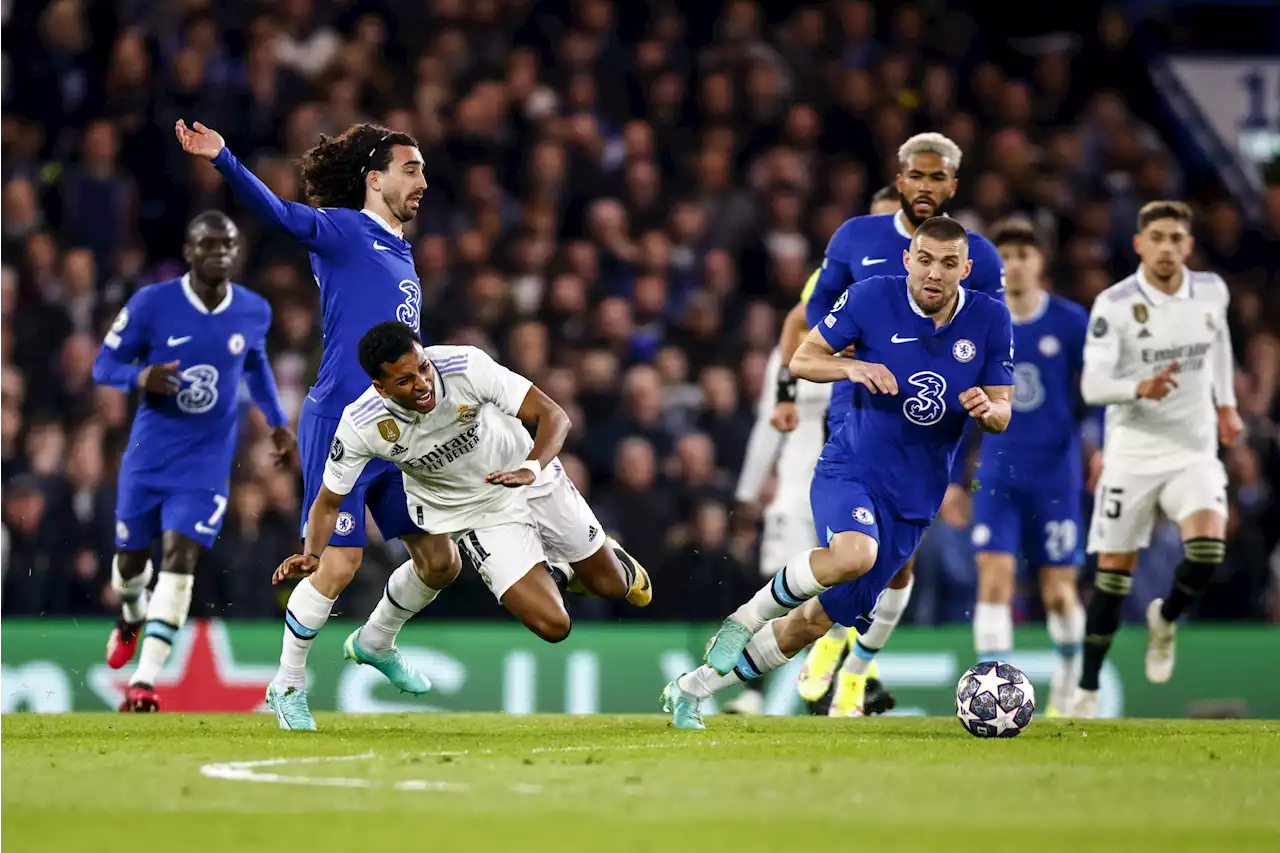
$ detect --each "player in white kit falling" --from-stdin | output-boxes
[275,321,651,655]
[1074,201,1243,718]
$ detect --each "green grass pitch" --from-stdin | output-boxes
[4,714,1277,852]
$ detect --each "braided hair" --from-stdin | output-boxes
[299,123,418,210]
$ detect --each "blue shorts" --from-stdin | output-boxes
[115,481,227,550]
[299,398,418,546]
[971,481,1083,567]
[810,466,928,629]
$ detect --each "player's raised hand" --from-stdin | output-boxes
[485,467,537,488]
[1137,362,1178,401]
[960,387,992,420]
[1217,406,1244,447]
[175,119,225,160]
[271,426,299,469]
[847,361,898,395]
[770,401,799,432]
[138,361,181,395]
[273,553,319,585]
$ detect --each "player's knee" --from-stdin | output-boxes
[414,537,461,589]
[315,547,362,591]
[1039,572,1078,612]
[824,532,877,583]
[160,538,200,575]
[115,550,151,578]
[529,609,573,643]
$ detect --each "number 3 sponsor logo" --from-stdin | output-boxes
[176,364,219,414]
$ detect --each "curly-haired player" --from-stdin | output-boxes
[175,119,460,730]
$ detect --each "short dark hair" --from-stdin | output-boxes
[912,216,969,247]
[300,123,419,210]
[871,185,898,205]
[990,219,1041,252]
[1137,200,1192,232]
[358,321,420,380]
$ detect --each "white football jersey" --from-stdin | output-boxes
[735,346,831,513]
[1081,267,1236,474]
[323,345,543,534]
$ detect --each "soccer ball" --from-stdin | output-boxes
[955,661,1036,738]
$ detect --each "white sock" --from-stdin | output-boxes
[974,601,1013,659]
[130,571,193,686]
[732,549,828,631]
[841,631,877,676]
[112,556,153,625]
[679,622,792,697]
[1047,602,1085,657]
[860,578,913,650]
[275,578,335,689]
[358,560,441,652]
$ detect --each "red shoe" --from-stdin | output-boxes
[106,620,142,669]
[119,683,161,712]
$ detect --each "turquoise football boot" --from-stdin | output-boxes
[704,617,755,675]
[265,682,316,731]
[661,679,706,730]
[343,628,432,694]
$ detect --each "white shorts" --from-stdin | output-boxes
[1086,456,1228,554]
[457,461,606,601]
[759,506,818,577]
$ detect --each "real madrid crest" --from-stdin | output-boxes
[457,404,478,424]
[227,333,246,355]
[952,338,976,363]
[377,418,400,442]
[1132,303,1149,324]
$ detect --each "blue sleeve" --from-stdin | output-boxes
[243,306,288,428]
[949,423,978,487]
[805,222,858,328]
[212,148,344,252]
[967,235,1006,296]
[1065,302,1089,376]
[815,284,866,353]
[979,305,1016,387]
[92,293,149,391]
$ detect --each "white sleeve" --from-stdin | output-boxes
[1211,285,1238,408]
[322,416,376,496]
[469,348,534,416]
[1081,298,1140,406]
[734,349,784,504]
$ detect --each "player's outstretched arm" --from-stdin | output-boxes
[486,386,571,487]
[961,385,1013,434]
[792,328,897,394]
[175,119,327,248]
[273,485,344,583]
[243,323,297,466]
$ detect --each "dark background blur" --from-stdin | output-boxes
[2,0,1278,627]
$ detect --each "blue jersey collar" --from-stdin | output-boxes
[906,281,967,327]
[1011,290,1049,325]
[181,274,233,314]
[361,209,405,240]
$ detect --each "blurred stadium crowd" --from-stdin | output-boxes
[2,0,1278,624]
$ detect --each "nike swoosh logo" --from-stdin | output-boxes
[373,241,393,251]
[167,336,192,346]
[891,334,918,343]
[861,256,887,265]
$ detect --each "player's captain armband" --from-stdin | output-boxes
[800,267,821,304]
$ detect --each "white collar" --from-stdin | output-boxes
[361,208,403,238]
[1011,290,1050,326]
[893,210,913,239]
[907,281,967,321]
[1136,265,1190,303]
[181,273,233,314]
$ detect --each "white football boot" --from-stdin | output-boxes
[1145,598,1177,684]
[1069,688,1099,719]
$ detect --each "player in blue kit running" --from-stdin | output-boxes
[787,134,1007,715]
[175,119,460,730]
[970,221,1090,715]
[95,212,295,712]
[663,217,1014,728]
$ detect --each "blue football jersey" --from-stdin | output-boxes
[213,147,422,417]
[803,212,1006,434]
[93,276,286,491]
[976,293,1089,488]
[816,275,1015,523]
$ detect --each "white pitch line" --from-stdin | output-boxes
[200,741,708,795]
